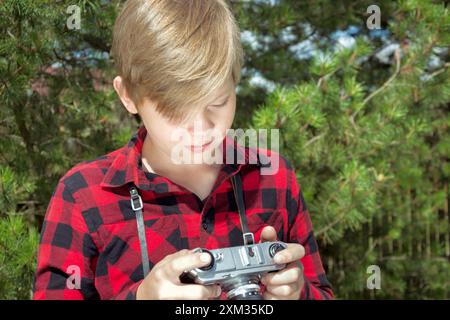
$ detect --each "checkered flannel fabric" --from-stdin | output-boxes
[33,125,333,300]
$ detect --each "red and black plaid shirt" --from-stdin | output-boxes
[33,125,333,300]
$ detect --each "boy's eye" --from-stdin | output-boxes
[210,103,226,108]
[209,98,229,108]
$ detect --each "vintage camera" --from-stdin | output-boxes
[179,241,288,300]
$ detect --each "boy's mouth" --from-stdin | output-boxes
[188,140,213,152]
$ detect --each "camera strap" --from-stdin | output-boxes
[231,173,255,246]
[128,171,254,277]
[128,184,150,277]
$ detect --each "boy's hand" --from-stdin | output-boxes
[136,249,222,300]
[259,226,305,300]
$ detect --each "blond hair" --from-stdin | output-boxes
[111,0,244,122]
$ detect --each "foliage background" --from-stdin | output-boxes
[0,0,449,299]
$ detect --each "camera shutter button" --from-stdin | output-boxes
[198,249,215,271]
[269,243,286,258]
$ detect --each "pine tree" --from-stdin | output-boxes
[250,0,450,298]
[0,0,127,298]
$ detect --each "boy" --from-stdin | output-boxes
[33,0,333,300]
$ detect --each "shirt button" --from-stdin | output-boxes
[202,222,208,231]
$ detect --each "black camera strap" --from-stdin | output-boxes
[230,173,255,246]
[128,184,150,277]
[128,172,254,277]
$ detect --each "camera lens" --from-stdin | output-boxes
[269,243,286,258]
[223,276,263,300]
[231,291,263,300]
[226,283,263,300]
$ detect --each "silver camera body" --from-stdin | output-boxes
[180,241,288,300]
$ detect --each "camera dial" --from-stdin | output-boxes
[269,242,286,258]
[196,248,215,271]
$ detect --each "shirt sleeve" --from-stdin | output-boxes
[33,177,99,299]
[33,180,98,300]
[32,177,142,300]
[285,165,334,300]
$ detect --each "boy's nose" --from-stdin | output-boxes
[186,117,215,136]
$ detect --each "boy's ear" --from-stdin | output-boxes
[113,76,139,114]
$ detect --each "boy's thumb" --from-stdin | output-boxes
[259,226,277,243]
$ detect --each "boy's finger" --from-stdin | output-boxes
[265,283,299,298]
[273,243,305,264]
[259,226,277,243]
[176,284,221,300]
[261,262,302,286]
[168,251,213,276]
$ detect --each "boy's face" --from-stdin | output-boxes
[114,75,236,165]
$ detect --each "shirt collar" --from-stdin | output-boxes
[100,125,271,192]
